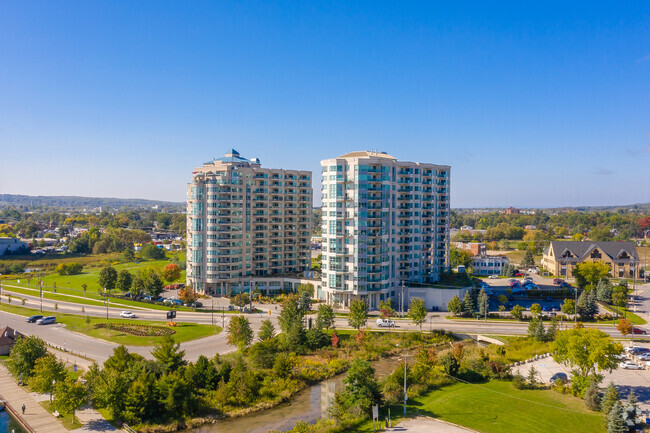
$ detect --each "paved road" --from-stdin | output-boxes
[2,281,649,365]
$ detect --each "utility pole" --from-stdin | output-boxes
[40,280,43,313]
[399,281,404,319]
[105,288,109,319]
[249,275,253,313]
[211,298,214,326]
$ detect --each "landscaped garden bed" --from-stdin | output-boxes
[94,322,175,336]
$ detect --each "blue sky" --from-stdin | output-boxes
[1,1,649,208]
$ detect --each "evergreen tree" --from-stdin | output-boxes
[462,290,475,316]
[601,382,619,416]
[477,289,489,317]
[521,248,535,268]
[577,290,598,320]
[596,279,613,303]
[607,401,626,433]
[584,380,601,411]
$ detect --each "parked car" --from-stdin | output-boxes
[620,361,643,370]
[523,283,539,290]
[550,372,568,383]
[553,278,564,285]
[515,273,524,277]
[489,274,499,279]
[190,301,203,308]
[120,311,136,318]
[637,353,650,361]
[508,279,518,283]
[625,345,642,353]
[26,315,43,323]
[376,318,395,327]
[36,316,56,325]
[559,282,571,289]
[632,328,648,335]
[511,287,525,295]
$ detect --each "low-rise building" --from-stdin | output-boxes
[0,237,28,256]
[452,242,486,256]
[0,326,22,356]
[542,241,640,279]
[472,255,509,276]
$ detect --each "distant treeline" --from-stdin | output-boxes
[0,194,184,212]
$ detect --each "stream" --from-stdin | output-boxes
[188,355,404,433]
[0,410,24,433]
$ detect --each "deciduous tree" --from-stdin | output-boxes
[161,264,181,283]
[408,297,427,332]
[573,262,611,289]
[30,355,66,395]
[447,295,462,316]
[227,315,254,350]
[552,328,622,378]
[348,300,368,331]
[98,266,118,292]
[53,376,89,424]
[316,304,335,330]
[8,335,48,378]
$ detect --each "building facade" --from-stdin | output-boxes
[186,150,312,295]
[0,237,28,256]
[472,255,509,276]
[320,151,450,309]
[542,241,640,279]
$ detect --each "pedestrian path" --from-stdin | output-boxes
[0,363,124,432]
[0,363,68,433]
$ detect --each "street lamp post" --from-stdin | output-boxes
[0,273,3,306]
[104,288,109,319]
[249,275,253,313]
[50,379,56,402]
[403,355,408,415]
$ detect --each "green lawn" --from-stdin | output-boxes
[360,381,603,433]
[40,400,81,430]
[0,303,220,345]
[601,304,647,325]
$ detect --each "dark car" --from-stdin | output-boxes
[559,282,571,288]
[545,297,553,302]
[633,328,648,335]
[553,278,564,285]
[550,372,568,383]
[27,315,43,323]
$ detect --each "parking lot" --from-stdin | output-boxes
[513,341,650,412]
[478,273,570,314]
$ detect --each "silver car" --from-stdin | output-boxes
[36,316,56,325]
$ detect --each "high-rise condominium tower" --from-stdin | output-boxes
[320,151,450,308]
[187,150,312,295]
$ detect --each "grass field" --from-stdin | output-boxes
[0,303,220,345]
[0,253,199,311]
[601,304,647,325]
[360,381,603,433]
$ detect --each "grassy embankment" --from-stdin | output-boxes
[0,303,220,345]
[356,380,603,433]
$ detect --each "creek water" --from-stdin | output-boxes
[188,355,403,433]
[0,410,24,433]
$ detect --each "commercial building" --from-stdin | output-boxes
[320,151,450,309]
[186,150,312,295]
[472,254,509,276]
[542,241,640,279]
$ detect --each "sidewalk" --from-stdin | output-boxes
[0,363,67,433]
[0,363,124,433]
